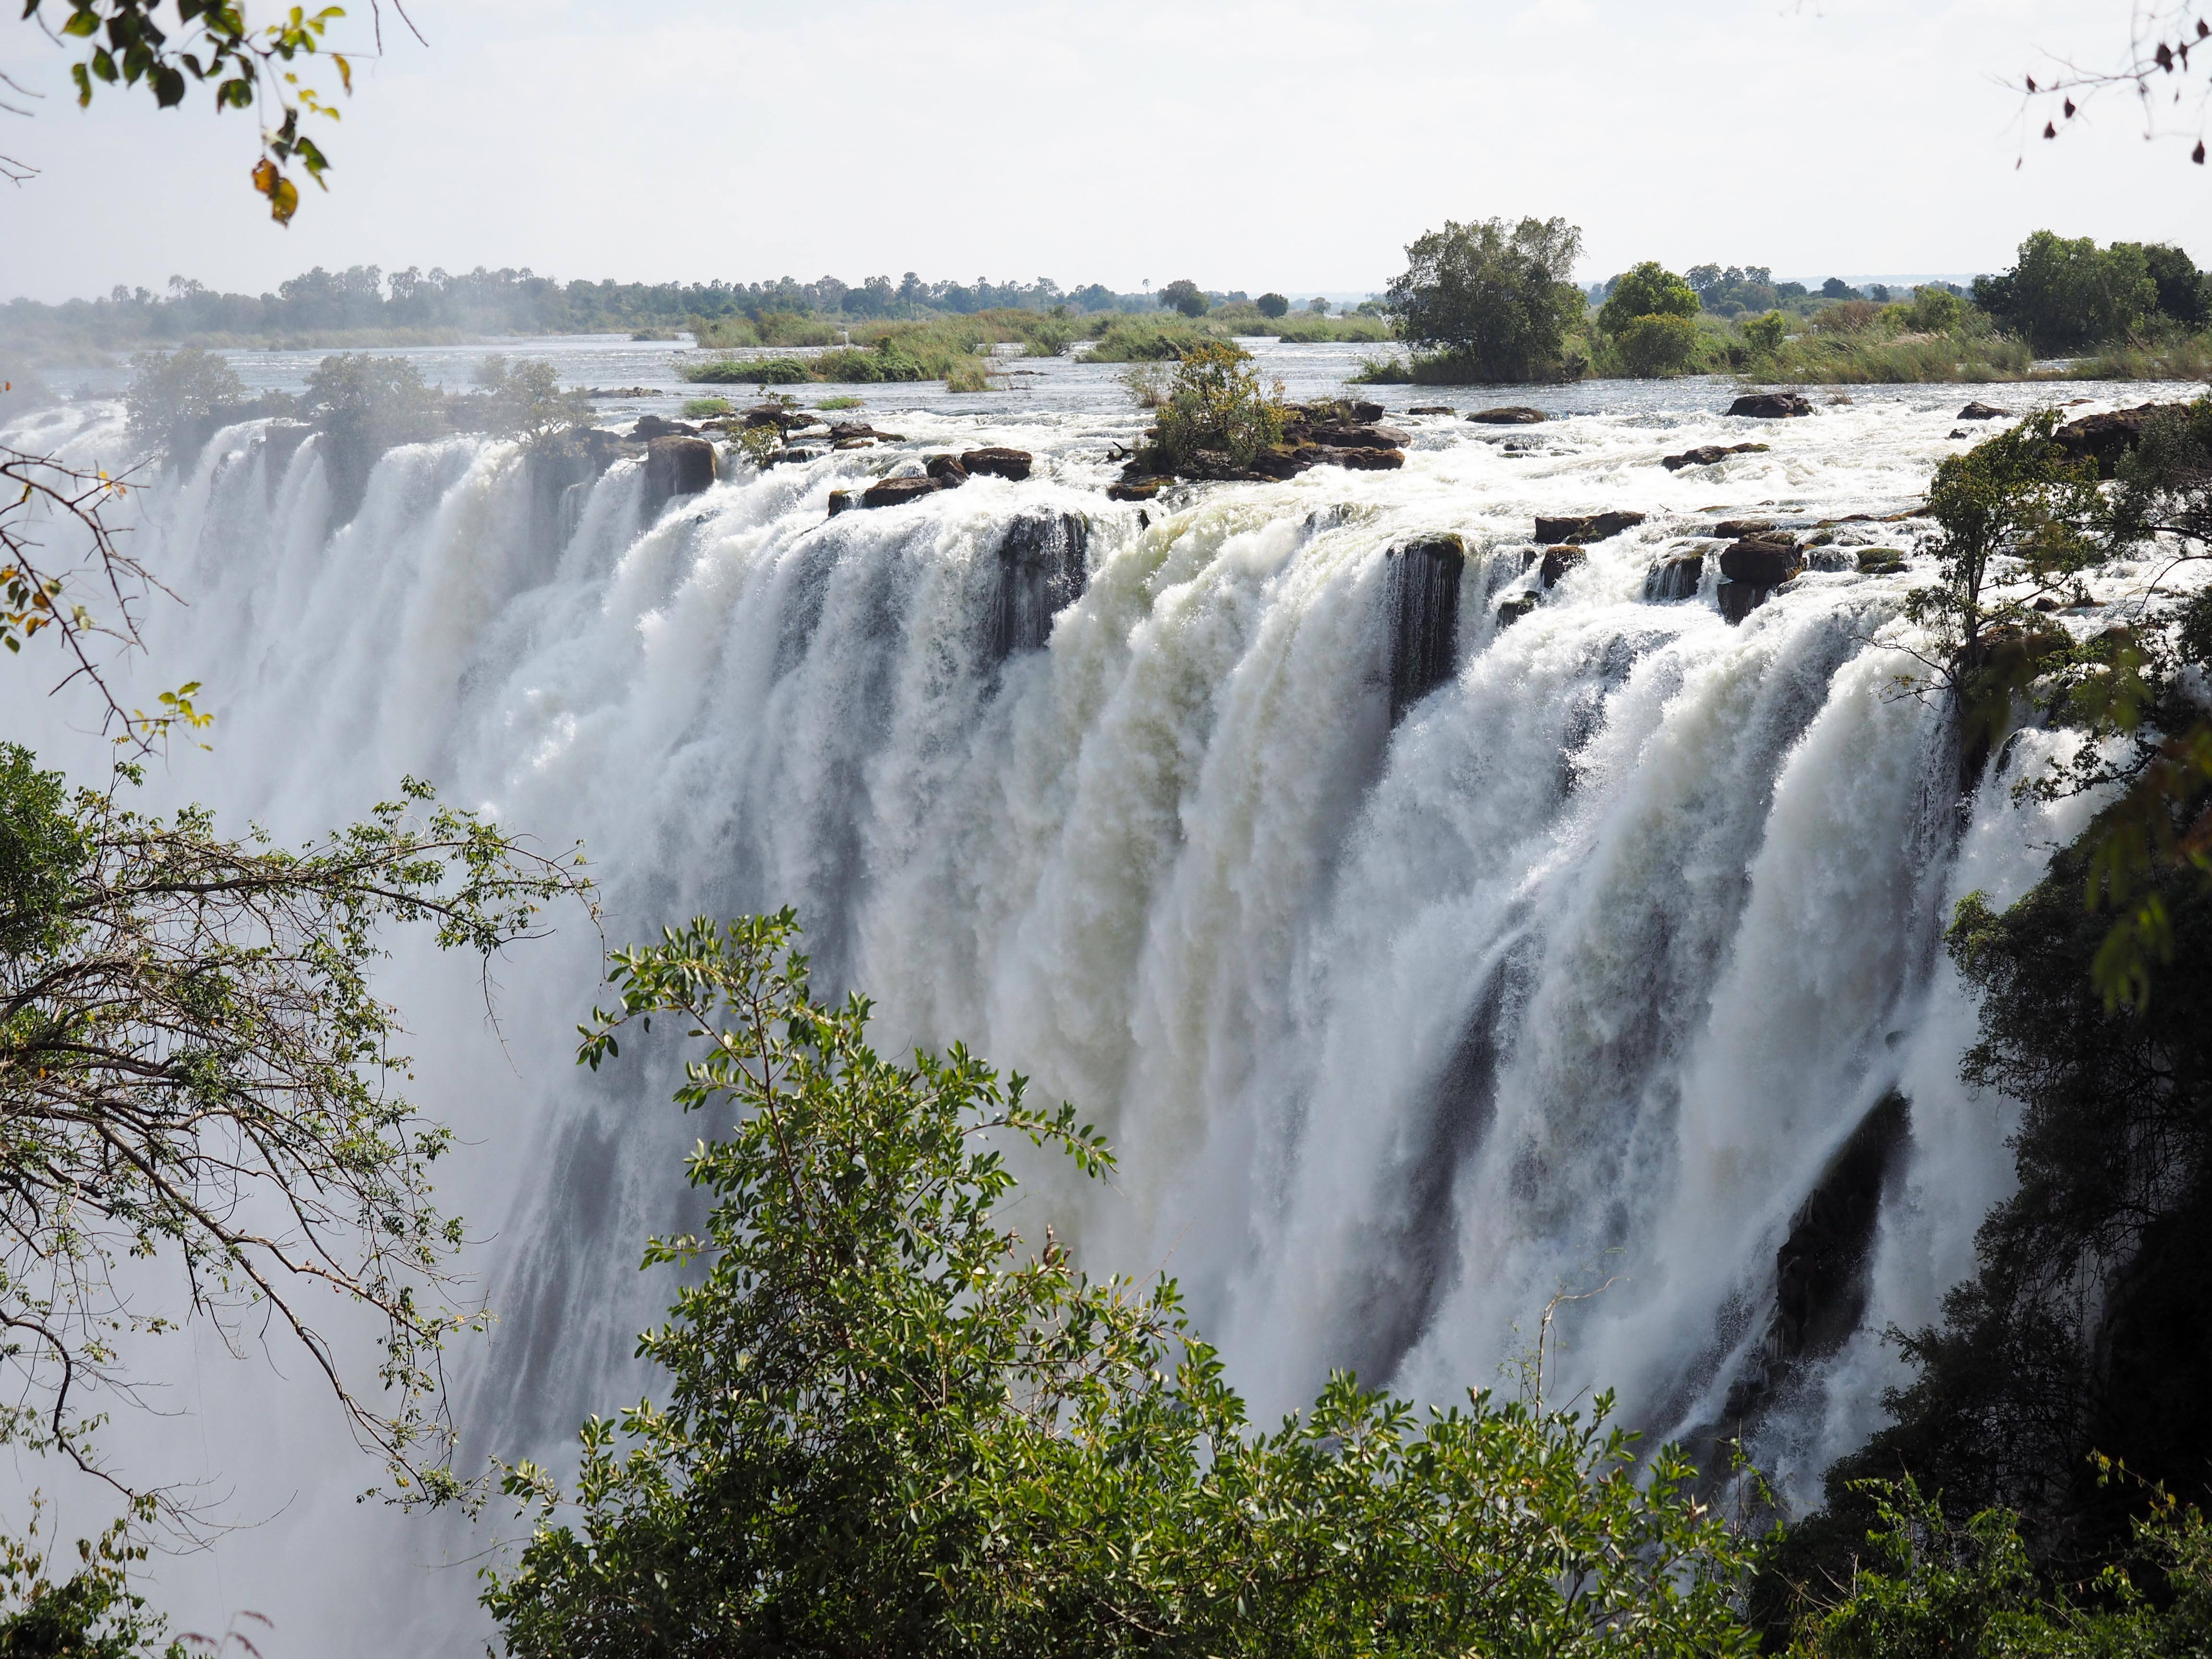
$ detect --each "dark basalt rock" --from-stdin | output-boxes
[1717,581,1768,624]
[1644,551,1706,602]
[925,454,969,488]
[1771,1093,1911,1364]
[1407,405,1456,416]
[1719,532,1802,589]
[1495,592,1540,626]
[1310,422,1411,450]
[1323,445,1404,470]
[1948,429,1971,440]
[1107,478,1166,501]
[1385,535,1466,724]
[1534,510,1646,544]
[860,475,941,510]
[1727,391,1813,418]
[2051,403,2189,479]
[828,490,854,517]
[633,413,699,440]
[1712,517,1775,538]
[992,512,1090,659]
[643,436,716,519]
[1958,400,2011,420]
[962,446,1033,481]
[1468,406,1547,424]
[1538,546,1586,588]
[1662,442,1769,470]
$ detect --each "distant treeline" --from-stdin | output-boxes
[1,266,1172,360]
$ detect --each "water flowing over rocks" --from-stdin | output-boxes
[641,435,716,519]
[1535,510,1646,543]
[1957,401,2010,421]
[10,371,2157,1650]
[1663,442,1769,471]
[962,446,1033,481]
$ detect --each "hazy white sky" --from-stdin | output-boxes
[3,0,2209,304]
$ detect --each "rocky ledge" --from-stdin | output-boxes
[1727,392,1813,418]
[1115,399,1408,489]
[826,448,1038,515]
[1661,442,1769,471]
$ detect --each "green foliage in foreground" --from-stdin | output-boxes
[0,1501,183,1659]
[481,912,1758,1658]
[1779,1478,2212,1659]
[1149,341,1286,471]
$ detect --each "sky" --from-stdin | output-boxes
[3,0,2211,304]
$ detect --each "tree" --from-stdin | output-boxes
[1743,312,1790,355]
[1596,262,1699,335]
[1611,313,1699,377]
[1306,296,1328,314]
[1254,291,1289,319]
[0,750,593,1524]
[482,913,1761,1658]
[1972,231,2158,352]
[10,1,420,220]
[120,347,244,461]
[1821,277,1854,300]
[1158,278,1209,317]
[1381,216,1587,383]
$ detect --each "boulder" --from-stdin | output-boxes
[828,490,855,517]
[1661,442,1769,471]
[633,413,700,440]
[925,454,970,488]
[1644,552,1706,602]
[1726,392,1813,418]
[741,403,799,429]
[1957,400,2011,421]
[643,436,717,518]
[1407,405,1456,416]
[1719,532,1802,589]
[834,437,876,450]
[1469,407,1547,424]
[1309,422,1411,450]
[1539,546,1586,588]
[1322,446,1405,471]
[1496,592,1541,626]
[962,446,1034,481]
[1855,548,1907,574]
[2051,403,2188,479]
[1535,510,1646,544]
[1712,517,1774,538]
[1107,478,1166,501]
[860,475,942,510]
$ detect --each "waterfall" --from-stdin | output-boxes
[3,382,2123,1654]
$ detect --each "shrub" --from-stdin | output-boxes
[1743,311,1790,354]
[680,397,733,418]
[1256,291,1289,319]
[1152,340,1285,469]
[473,357,589,443]
[1382,215,1587,382]
[1159,278,1210,317]
[683,357,812,385]
[942,357,995,394]
[1119,361,1168,409]
[1809,300,1884,335]
[481,913,1762,1659]
[1900,285,1966,334]
[1612,312,1700,377]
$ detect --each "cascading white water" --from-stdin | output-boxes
[3,362,2141,1653]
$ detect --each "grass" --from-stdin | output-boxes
[815,395,864,411]
[680,396,734,417]
[1084,309,1388,362]
[683,357,813,385]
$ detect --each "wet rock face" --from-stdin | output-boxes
[1535,510,1646,544]
[1468,406,1547,424]
[1770,1093,1911,1365]
[1727,391,1813,418]
[1958,400,2011,421]
[926,454,969,488]
[1538,546,1586,588]
[962,446,1033,481]
[642,435,716,519]
[991,513,1090,660]
[1385,534,1467,725]
[1644,551,1706,602]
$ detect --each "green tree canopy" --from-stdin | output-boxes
[483,912,1759,1658]
[1381,216,1587,383]
[1973,231,2159,352]
[1596,261,1699,335]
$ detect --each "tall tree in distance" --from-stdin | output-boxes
[1381,216,1586,383]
